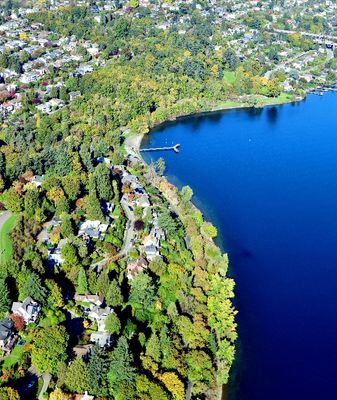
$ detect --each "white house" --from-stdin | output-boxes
[11,297,41,324]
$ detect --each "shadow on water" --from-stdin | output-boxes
[266,107,279,124]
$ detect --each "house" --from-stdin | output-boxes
[78,220,109,240]
[136,194,151,208]
[69,91,81,101]
[126,257,148,279]
[48,238,68,265]
[88,306,113,331]
[73,391,94,400]
[72,344,92,360]
[0,319,16,353]
[31,175,44,188]
[90,331,111,348]
[141,234,160,260]
[11,297,41,324]
[74,294,104,307]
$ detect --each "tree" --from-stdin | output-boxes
[128,273,156,321]
[93,164,113,201]
[185,350,213,391]
[9,314,25,331]
[87,345,109,396]
[106,280,123,307]
[0,387,20,400]
[24,188,40,219]
[108,337,136,394]
[145,333,161,362]
[136,375,169,400]
[60,215,74,238]
[85,192,104,221]
[0,278,10,318]
[77,267,88,294]
[105,312,121,334]
[158,210,177,237]
[31,326,69,374]
[156,157,166,176]
[129,0,139,8]
[49,388,70,400]
[201,222,217,238]
[159,372,185,400]
[22,272,47,304]
[2,187,23,213]
[61,243,79,271]
[45,279,64,309]
[180,185,193,205]
[64,357,89,393]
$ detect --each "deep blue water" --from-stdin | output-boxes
[141,92,337,400]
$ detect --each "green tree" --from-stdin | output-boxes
[22,272,47,304]
[77,267,88,294]
[32,325,69,374]
[145,333,161,362]
[87,345,109,396]
[106,279,123,307]
[2,187,23,213]
[105,312,121,334]
[108,337,136,395]
[0,278,10,318]
[180,185,193,205]
[60,214,74,238]
[128,273,156,321]
[93,164,113,201]
[64,357,89,393]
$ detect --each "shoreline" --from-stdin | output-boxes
[124,93,306,400]
[125,92,305,158]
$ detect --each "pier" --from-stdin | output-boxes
[140,144,180,153]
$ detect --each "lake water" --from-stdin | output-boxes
[141,92,337,400]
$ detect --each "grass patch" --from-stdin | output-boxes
[0,214,17,264]
[2,345,24,369]
[223,70,236,84]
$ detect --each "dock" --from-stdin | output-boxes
[140,144,180,153]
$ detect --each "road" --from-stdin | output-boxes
[272,28,337,42]
[38,373,51,400]
[119,196,136,257]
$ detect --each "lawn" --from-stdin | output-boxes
[223,70,236,84]
[0,214,17,264]
[2,344,24,369]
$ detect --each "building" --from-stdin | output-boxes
[78,220,109,241]
[11,297,41,324]
[126,257,148,279]
[74,294,104,307]
[0,319,16,353]
[48,238,68,265]
[90,331,111,348]
[31,175,44,188]
[88,306,113,332]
